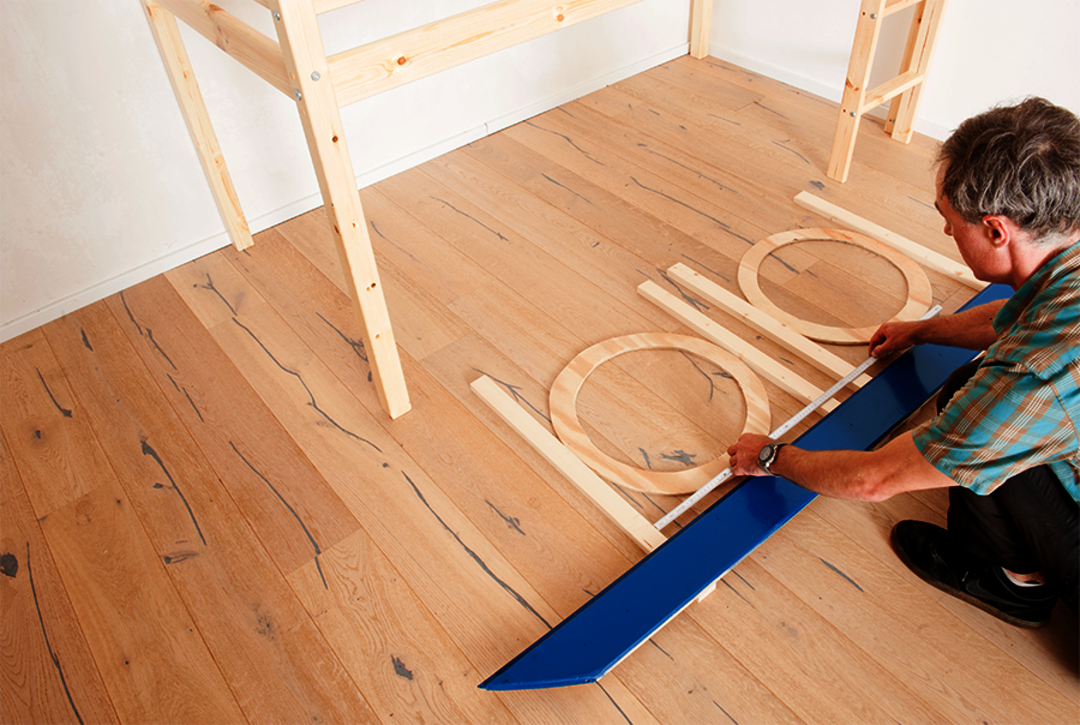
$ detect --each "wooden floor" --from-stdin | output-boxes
[3,56,1078,724]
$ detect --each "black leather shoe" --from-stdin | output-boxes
[890,520,1058,628]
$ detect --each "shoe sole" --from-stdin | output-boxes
[890,527,1050,629]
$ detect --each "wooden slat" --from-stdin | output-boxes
[156,0,290,97]
[794,191,985,289]
[860,68,925,113]
[639,280,841,414]
[142,0,254,251]
[271,0,411,419]
[328,0,644,107]
[884,0,924,16]
[887,0,948,142]
[828,0,886,182]
[666,262,873,388]
[472,374,667,552]
[689,0,713,59]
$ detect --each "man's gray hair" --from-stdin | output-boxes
[938,97,1080,243]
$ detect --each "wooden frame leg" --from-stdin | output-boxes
[827,0,886,182]
[269,0,411,419]
[885,0,948,142]
[689,0,713,60]
[141,0,254,252]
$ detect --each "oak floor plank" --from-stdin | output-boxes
[166,253,646,723]
[109,277,363,578]
[758,509,1079,723]
[0,431,119,725]
[0,330,116,518]
[37,474,245,723]
[43,301,378,724]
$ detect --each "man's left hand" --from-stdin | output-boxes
[727,433,776,476]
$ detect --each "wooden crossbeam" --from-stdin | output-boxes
[327,0,645,108]
[156,0,290,96]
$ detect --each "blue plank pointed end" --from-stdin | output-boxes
[480,284,1011,691]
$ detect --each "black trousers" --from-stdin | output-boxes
[936,361,1079,614]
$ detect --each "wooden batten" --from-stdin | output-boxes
[327,0,644,108]
[794,191,984,289]
[665,263,872,388]
[883,0,923,16]
[472,375,667,553]
[689,0,713,59]
[861,68,924,113]
[157,0,291,97]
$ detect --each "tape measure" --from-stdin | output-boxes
[653,305,942,531]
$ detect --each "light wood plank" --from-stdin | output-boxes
[328,0,644,107]
[667,262,874,387]
[472,374,666,551]
[154,0,290,97]
[795,191,984,289]
[271,0,411,419]
[142,0,255,252]
[639,280,841,414]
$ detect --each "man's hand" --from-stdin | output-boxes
[727,433,775,476]
[868,319,923,358]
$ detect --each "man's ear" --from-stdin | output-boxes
[982,215,1014,247]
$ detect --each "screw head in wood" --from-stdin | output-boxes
[311,71,321,81]
[870,12,878,19]
[273,11,281,21]
[293,89,302,101]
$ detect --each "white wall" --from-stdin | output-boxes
[0,0,691,341]
[2,0,1078,341]
[710,0,1080,140]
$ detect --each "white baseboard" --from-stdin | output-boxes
[707,45,952,142]
[1,43,687,344]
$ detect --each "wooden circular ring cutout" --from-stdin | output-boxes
[549,333,771,495]
[737,228,933,344]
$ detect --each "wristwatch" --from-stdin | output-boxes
[757,442,788,475]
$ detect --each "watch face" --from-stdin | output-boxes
[758,444,774,467]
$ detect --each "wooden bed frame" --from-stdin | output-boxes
[139,0,716,419]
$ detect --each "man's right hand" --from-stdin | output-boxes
[868,319,924,358]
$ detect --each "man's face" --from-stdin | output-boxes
[934,165,1001,281]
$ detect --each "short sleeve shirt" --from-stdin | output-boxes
[912,242,1080,503]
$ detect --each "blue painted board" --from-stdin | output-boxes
[480,283,1012,691]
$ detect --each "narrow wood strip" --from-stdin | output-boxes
[860,68,924,112]
[688,0,712,59]
[141,0,254,251]
[794,191,984,289]
[884,0,924,17]
[472,374,667,552]
[155,0,290,97]
[666,263,873,388]
[638,281,840,414]
[328,0,644,107]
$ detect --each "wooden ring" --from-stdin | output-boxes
[738,228,933,344]
[549,333,771,495]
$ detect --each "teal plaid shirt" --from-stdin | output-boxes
[913,242,1080,503]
